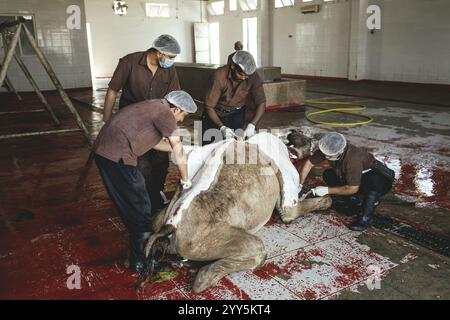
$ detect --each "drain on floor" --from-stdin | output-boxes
[373,214,450,258]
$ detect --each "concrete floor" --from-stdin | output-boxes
[0,79,449,300]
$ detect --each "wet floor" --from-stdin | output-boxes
[1,81,449,300]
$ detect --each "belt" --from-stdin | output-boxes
[215,105,244,115]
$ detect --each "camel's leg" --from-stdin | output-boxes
[191,227,266,294]
[280,195,332,223]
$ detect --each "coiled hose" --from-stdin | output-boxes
[305,100,374,127]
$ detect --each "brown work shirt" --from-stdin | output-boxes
[108,51,181,108]
[227,51,237,66]
[310,144,376,186]
[93,99,177,166]
[204,65,266,113]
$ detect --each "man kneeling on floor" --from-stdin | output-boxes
[299,132,395,231]
[93,91,197,273]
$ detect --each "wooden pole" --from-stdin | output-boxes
[0,23,21,88]
[1,32,60,126]
[21,24,92,145]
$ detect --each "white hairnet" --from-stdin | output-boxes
[319,132,347,156]
[165,91,197,113]
[232,50,257,75]
[151,34,181,55]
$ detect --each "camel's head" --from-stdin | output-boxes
[286,130,313,159]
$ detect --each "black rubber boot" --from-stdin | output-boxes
[348,191,381,231]
[331,195,362,217]
[129,232,151,274]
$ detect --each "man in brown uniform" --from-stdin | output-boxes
[227,41,243,66]
[94,91,197,273]
[202,50,266,144]
[102,34,181,214]
[300,132,395,231]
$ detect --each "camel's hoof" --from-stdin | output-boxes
[192,267,219,294]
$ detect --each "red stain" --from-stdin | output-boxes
[394,163,450,210]
[258,261,291,278]
[301,289,317,300]
[217,277,251,300]
[264,217,278,227]
[1,91,448,300]
[252,268,272,280]
[266,102,304,112]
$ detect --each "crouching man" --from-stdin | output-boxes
[93,91,197,273]
[300,132,395,231]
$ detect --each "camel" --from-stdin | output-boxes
[141,131,331,293]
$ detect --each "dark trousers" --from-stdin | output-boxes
[201,108,245,145]
[323,169,392,196]
[94,154,153,233]
[137,150,168,214]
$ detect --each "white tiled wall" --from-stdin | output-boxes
[366,0,450,84]
[272,0,352,78]
[85,0,205,78]
[3,0,449,89]
[0,0,92,91]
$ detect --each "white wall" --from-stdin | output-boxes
[0,0,92,91]
[272,0,351,78]
[85,0,205,78]
[366,0,450,84]
[208,0,450,85]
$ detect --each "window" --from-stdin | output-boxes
[239,0,257,11]
[243,17,257,64]
[209,23,220,64]
[230,0,238,11]
[0,15,36,56]
[193,22,220,64]
[275,0,294,8]
[207,1,225,16]
[145,3,170,18]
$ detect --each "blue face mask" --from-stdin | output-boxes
[159,57,174,68]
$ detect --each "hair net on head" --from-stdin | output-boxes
[319,132,347,156]
[151,34,181,55]
[232,50,257,75]
[165,91,197,113]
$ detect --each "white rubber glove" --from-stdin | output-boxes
[180,179,192,190]
[244,123,256,140]
[311,186,329,197]
[220,126,236,140]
